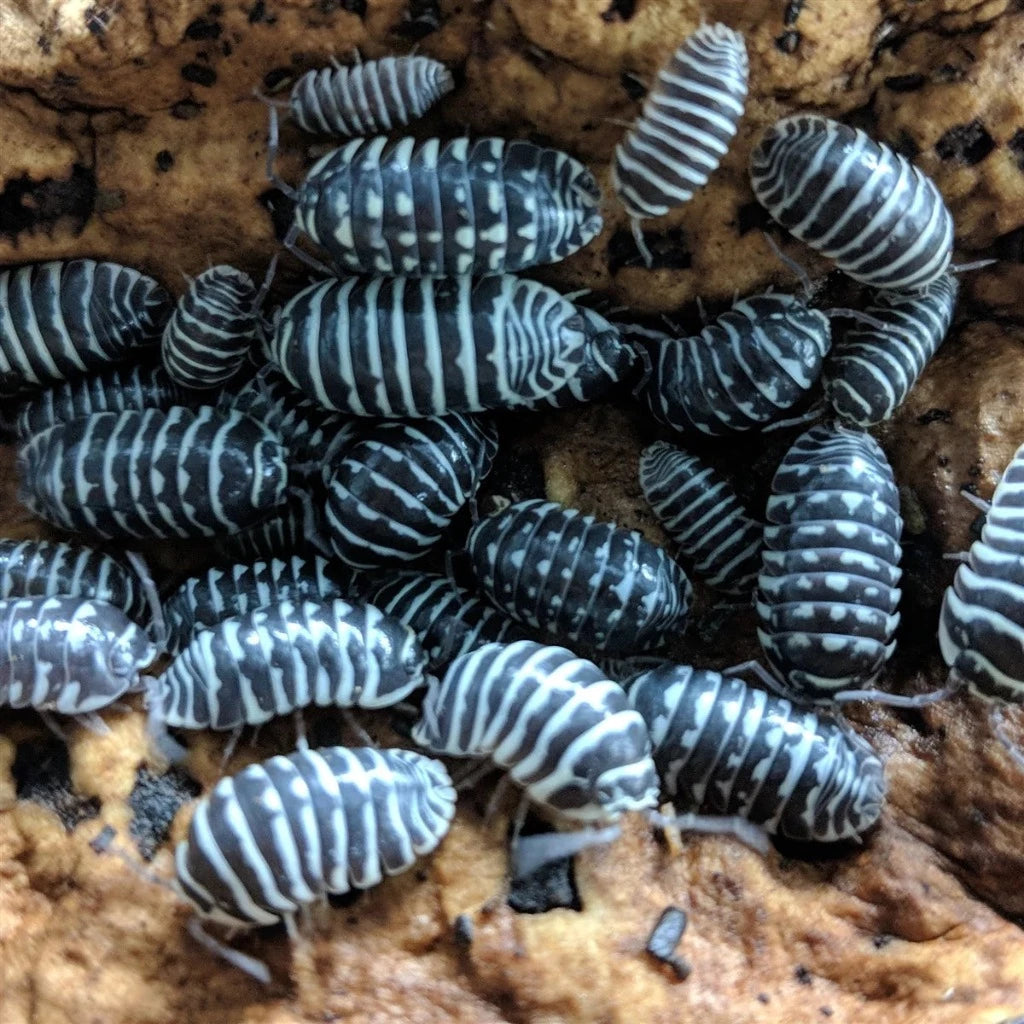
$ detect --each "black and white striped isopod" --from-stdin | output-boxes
[627,662,885,842]
[466,499,692,654]
[164,554,366,656]
[13,359,193,440]
[639,442,762,595]
[151,599,427,739]
[633,293,831,436]
[175,746,456,929]
[520,306,637,409]
[287,55,454,137]
[322,413,498,568]
[0,260,171,394]
[214,491,318,563]
[0,538,150,623]
[162,266,257,390]
[369,571,528,669]
[758,423,903,699]
[0,596,156,716]
[412,641,659,823]
[612,24,748,227]
[18,406,288,542]
[286,136,602,276]
[269,275,588,417]
[223,366,353,468]
[823,273,958,426]
[939,442,1024,704]
[749,114,954,291]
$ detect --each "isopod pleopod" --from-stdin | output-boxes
[161,266,257,390]
[286,55,454,137]
[322,413,497,568]
[757,423,903,699]
[633,293,831,436]
[613,24,748,238]
[0,260,171,394]
[17,406,289,541]
[639,441,762,594]
[823,273,958,426]
[412,641,659,823]
[466,499,692,654]
[0,596,155,717]
[269,275,589,417]
[627,662,885,841]
[175,746,456,928]
[280,134,602,276]
[749,114,954,291]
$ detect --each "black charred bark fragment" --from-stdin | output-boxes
[13,737,100,831]
[935,120,995,165]
[883,73,926,93]
[171,99,204,119]
[0,163,96,239]
[601,0,637,22]
[184,16,222,40]
[128,767,201,860]
[645,907,691,980]
[396,0,442,39]
[181,63,218,87]
[775,31,800,54]
[1008,129,1024,172]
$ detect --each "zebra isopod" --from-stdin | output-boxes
[214,491,317,563]
[17,406,288,542]
[223,365,355,470]
[151,598,427,738]
[286,135,602,277]
[466,499,692,654]
[175,746,456,929]
[269,275,589,417]
[162,266,257,390]
[749,114,954,291]
[0,260,171,394]
[412,641,659,823]
[368,571,528,669]
[287,55,454,137]
[633,293,831,436]
[823,273,958,426]
[322,413,498,568]
[939,442,1024,704]
[14,360,193,440]
[627,662,885,842]
[164,554,366,656]
[757,423,903,699]
[613,23,748,225]
[0,538,151,623]
[0,596,156,716]
[520,307,637,410]
[639,441,762,595]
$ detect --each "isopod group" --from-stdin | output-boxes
[0,27,1015,998]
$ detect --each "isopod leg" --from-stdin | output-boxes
[832,680,961,708]
[341,707,374,747]
[990,704,1024,771]
[187,917,271,984]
